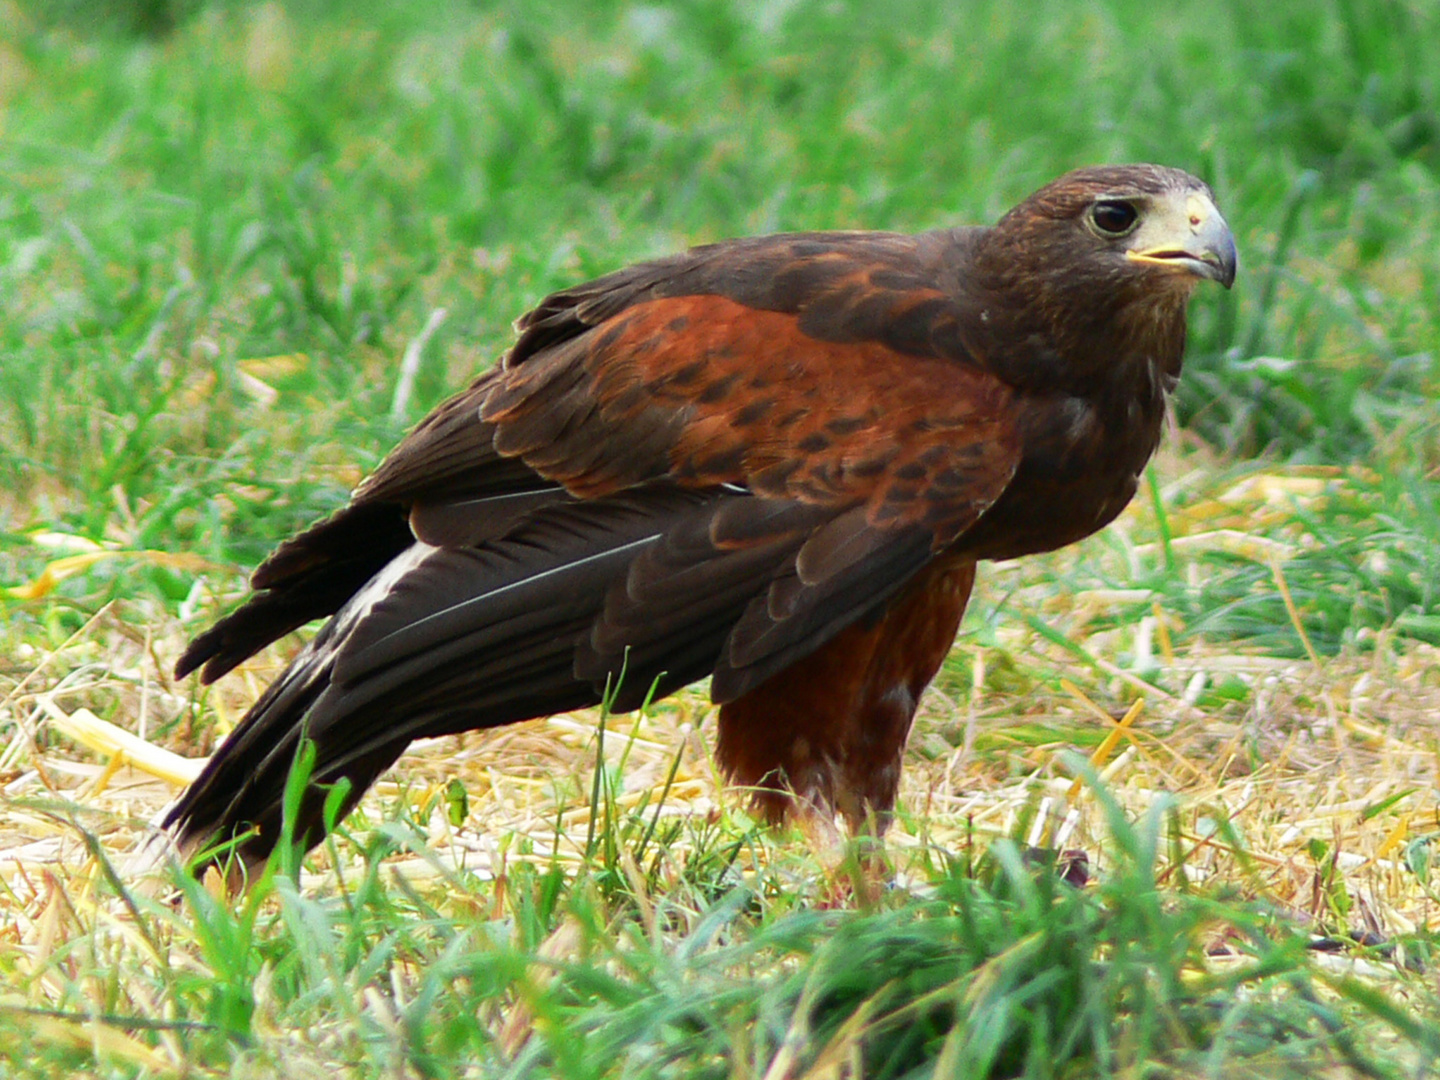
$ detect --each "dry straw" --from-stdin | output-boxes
[3,450,1439,1044]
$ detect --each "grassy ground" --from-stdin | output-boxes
[2,0,1439,1075]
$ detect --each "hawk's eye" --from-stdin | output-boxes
[1091,200,1139,236]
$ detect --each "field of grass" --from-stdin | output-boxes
[2,0,1439,1075]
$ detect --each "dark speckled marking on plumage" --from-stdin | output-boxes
[669,360,708,386]
[734,399,775,425]
[843,457,888,480]
[697,373,740,404]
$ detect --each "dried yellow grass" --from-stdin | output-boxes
[3,450,1439,1024]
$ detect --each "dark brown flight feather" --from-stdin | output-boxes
[166,164,1236,869]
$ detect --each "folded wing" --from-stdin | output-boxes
[167,229,1022,862]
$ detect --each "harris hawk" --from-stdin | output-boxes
[166,164,1236,868]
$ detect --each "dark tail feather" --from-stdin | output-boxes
[174,501,413,683]
[164,488,727,868]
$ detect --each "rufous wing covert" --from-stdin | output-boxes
[166,164,1236,867]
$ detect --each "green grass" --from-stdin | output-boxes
[7,768,1440,1078]
[2,0,1440,1075]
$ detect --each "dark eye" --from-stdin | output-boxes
[1090,200,1138,236]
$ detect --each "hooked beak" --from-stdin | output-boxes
[1126,192,1238,289]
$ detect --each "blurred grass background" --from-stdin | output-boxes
[2,0,1440,1076]
[2,0,1436,653]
